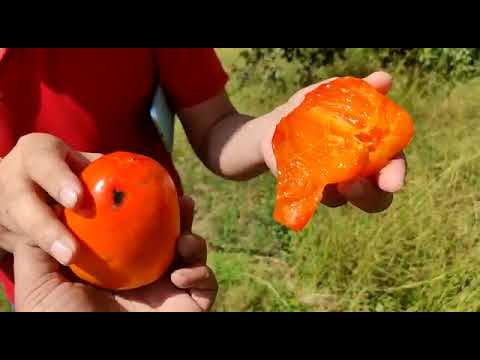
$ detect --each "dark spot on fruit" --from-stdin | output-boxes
[113,189,125,207]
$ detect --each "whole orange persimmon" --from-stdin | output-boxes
[63,151,180,291]
[273,77,414,231]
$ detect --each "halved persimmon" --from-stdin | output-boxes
[272,77,414,231]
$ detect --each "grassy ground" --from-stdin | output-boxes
[174,49,480,311]
[1,49,479,312]
[0,290,7,312]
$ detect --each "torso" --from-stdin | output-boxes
[0,47,181,190]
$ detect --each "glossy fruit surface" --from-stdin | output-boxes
[64,151,180,290]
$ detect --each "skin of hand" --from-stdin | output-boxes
[11,195,218,312]
[0,126,253,265]
[178,71,407,213]
[0,133,101,264]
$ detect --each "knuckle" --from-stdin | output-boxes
[22,150,39,175]
[19,212,60,249]
[17,133,65,166]
[0,186,25,228]
[17,133,53,155]
[0,175,8,201]
[17,132,57,148]
[0,157,21,195]
[31,224,58,249]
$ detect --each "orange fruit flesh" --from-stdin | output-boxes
[272,77,414,231]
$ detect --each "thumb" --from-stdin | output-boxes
[14,243,62,308]
[363,71,393,95]
[179,195,195,233]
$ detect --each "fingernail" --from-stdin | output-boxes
[50,241,74,265]
[59,187,78,208]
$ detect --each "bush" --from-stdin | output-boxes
[233,48,480,94]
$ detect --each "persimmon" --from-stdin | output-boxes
[63,151,180,290]
[272,77,414,231]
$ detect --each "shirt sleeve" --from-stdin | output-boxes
[154,48,229,111]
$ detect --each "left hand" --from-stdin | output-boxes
[261,71,407,213]
[12,195,218,312]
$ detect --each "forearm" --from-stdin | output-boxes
[178,91,280,181]
[202,111,274,180]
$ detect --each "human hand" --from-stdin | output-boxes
[13,195,218,312]
[0,133,100,263]
[261,71,407,213]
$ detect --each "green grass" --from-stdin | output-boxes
[2,49,479,312]
[173,49,480,311]
[0,286,10,312]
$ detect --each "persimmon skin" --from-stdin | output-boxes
[272,77,414,231]
[64,151,180,291]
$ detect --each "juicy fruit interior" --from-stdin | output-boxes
[272,77,414,231]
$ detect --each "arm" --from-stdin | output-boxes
[178,92,268,181]
[178,72,407,213]
[158,48,269,180]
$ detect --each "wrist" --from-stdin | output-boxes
[257,109,284,176]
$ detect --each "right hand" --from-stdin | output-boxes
[14,196,217,312]
[0,133,101,265]
[261,71,407,213]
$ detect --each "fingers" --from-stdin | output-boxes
[176,198,207,266]
[376,152,407,193]
[14,243,60,288]
[338,177,393,213]
[179,195,195,233]
[0,226,27,254]
[171,265,218,311]
[176,233,207,266]
[171,200,217,311]
[67,151,102,174]
[363,71,393,94]
[171,266,215,289]
[321,184,347,208]
[19,134,83,209]
[0,134,100,265]
[333,151,406,212]
[13,242,61,309]
[7,187,77,265]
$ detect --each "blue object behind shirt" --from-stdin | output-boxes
[150,86,175,153]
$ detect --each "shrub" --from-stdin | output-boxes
[233,48,480,94]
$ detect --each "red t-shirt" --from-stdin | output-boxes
[0,48,228,306]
